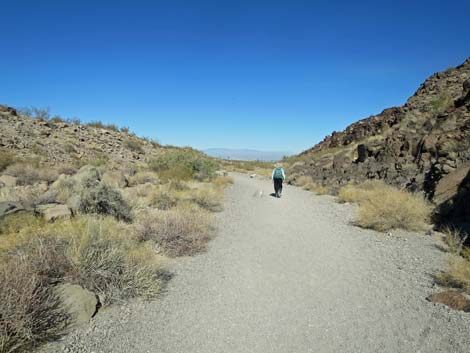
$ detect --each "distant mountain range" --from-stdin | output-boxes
[204,148,292,161]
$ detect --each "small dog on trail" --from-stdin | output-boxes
[252,190,263,198]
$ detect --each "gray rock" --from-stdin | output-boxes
[0,174,17,187]
[55,283,100,326]
[36,203,72,222]
[0,201,25,218]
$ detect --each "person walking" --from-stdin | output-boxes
[272,163,286,198]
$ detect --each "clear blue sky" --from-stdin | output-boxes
[1,0,469,153]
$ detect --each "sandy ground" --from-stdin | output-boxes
[42,173,470,353]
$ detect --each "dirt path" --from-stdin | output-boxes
[44,173,470,353]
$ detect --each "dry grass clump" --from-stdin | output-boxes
[337,180,386,203]
[2,163,59,186]
[440,226,468,256]
[0,258,69,353]
[212,176,234,188]
[295,175,330,195]
[148,191,178,210]
[0,149,16,172]
[183,187,223,212]
[436,255,470,292]
[338,181,432,232]
[134,205,212,257]
[127,171,159,186]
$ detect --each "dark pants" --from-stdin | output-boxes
[273,178,283,196]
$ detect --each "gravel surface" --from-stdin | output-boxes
[41,173,470,353]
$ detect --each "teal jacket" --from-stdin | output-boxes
[272,167,286,180]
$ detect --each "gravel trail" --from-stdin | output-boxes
[43,173,470,353]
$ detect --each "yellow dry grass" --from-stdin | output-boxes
[338,181,432,232]
[436,255,470,292]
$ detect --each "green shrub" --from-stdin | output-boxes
[123,138,144,153]
[430,95,453,114]
[79,184,133,222]
[149,149,217,181]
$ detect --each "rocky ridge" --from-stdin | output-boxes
[0,106,166,168]
[287,58,470,224]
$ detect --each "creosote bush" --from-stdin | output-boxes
[338,181,432,232]
[149,149,217,181]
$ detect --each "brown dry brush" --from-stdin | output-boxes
[0,258,69,353]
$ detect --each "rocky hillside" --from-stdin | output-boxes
[287,58,470,224]
[0,106,170,168]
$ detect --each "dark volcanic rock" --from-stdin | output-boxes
[288,58,470,224]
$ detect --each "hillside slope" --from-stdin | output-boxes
[0,106,170,168]
[287,58,470,223]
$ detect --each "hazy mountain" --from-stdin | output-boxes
[204,148,292,162]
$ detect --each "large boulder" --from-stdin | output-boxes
[427,291,470,312]
[55,283,100,325]
[0,175,17,187]
[36,203,72,222]
[0,201,25,218]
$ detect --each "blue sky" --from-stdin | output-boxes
[1,0,469,153]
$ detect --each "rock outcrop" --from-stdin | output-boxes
[287,58,470,224]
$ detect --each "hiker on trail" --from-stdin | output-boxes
[272,164,286,198]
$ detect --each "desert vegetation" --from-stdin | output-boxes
[337,181,432,232]
[0,146,227,352]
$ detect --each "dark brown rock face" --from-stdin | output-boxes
[288,59,470,224]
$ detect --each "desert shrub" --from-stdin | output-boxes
[4,163,40,186]
[123,138,144,153]
[0,213,45,240]
[167,180,190,191]
[149,149,217,181]
[56,165,77,176]
[436,256,470,292]
[66,117,81,125]
[120,126,130,133]
[337,180,387,203]
[0,150,16,172]
[68,233,160,302]
[18,106,50,120]
[134,205,212,257]
[430,94,453,114]
[86,121,105,129]
[185,188,223,212]
[128,171,159,186]
[0,185,47,207]
[296,175,313,188]
[441,226,468,256]
[79,184,132,222]
[212,176,234,188]
[0,258,69,353]
[148,191,178,210]
[349,182,432,232]
[49,115,64,124]
[63,143,77,154]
